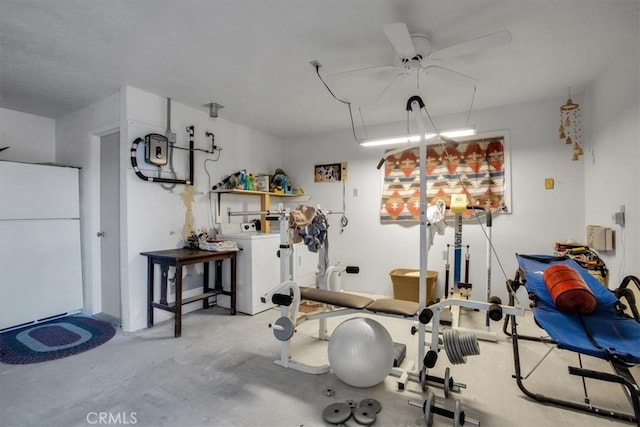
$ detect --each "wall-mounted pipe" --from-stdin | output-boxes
[187,125,194,185]
[130,125,195,185]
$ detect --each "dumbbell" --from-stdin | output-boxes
[419,367,466,397]
[409,391,480,427]
[418,366,467,396]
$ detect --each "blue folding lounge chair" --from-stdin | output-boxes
[504,254,640,425]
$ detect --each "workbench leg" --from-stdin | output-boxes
[160,265,169,305]
[214,260,223,290]
[147,258,155,328]
[230,254,237,315]
[175,265,183,338]
[203,261,210,309]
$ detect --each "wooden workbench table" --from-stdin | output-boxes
[141,248,237,337]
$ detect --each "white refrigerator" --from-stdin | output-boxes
[0,161,83,330]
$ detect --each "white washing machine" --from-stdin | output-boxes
[218,232,281,315]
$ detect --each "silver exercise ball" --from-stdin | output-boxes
[327,317,395,388]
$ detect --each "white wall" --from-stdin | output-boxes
[283,97,585,304]
[583,36,640,285]
[55,92,121,316]
[0,107,56,163]
[123,86,285,331]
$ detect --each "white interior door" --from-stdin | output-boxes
[99,132,121,324]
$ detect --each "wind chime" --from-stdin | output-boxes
[559,90,583,160]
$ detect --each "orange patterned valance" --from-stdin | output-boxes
[380,137,506,223]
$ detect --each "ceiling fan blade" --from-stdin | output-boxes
[326,65,396,79]
[422,65,478,84]
[429,29,512,61]
[383,23,416,58]
[374,72,407,104]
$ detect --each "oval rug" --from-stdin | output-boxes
[0,316,116,364]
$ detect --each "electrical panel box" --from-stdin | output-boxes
[144,133,168,166]
[586,225,613,251]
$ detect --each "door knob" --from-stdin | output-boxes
[96,231,105,237]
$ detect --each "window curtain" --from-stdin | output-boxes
[380,136,506,223]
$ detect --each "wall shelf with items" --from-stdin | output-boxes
[213,189,300,233]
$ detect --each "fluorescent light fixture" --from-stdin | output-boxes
[359,126,476,147]
[439,127,477,138]
[359,134,429,147]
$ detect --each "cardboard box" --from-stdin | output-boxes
[390,269,438,304]
[586,225,613,251]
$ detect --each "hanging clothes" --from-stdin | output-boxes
[289,205,328,253]
[427,199,447,249]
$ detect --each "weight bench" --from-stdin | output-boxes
[264,279,523,389]
[504,254,640,426]
[299,286,421,318]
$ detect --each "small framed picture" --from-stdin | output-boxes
[314,163,344,182]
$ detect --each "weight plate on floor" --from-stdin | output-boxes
[353,406,376,425]
[273,316,294,341]
[359,398,382,413]
[322,402,352,425]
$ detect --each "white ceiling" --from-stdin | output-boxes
[1,1,638,139]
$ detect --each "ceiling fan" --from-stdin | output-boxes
[327,23,512,103]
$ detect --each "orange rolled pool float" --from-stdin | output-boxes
[543,264,597,314]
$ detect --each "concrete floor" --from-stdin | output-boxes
[0,304,637,427]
